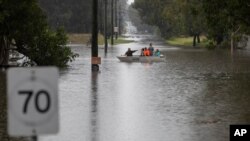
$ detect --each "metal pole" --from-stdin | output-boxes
[92,0,99,71]
[104,0,108,53]
[111,0,114,45]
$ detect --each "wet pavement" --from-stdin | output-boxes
[1,35,250,141]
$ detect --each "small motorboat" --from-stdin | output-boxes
[117,55,165,63]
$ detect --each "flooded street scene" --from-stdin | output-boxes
[1,0,250,141]
[37,35,250,141]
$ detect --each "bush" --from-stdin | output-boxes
[27,28,78,68]
[205,41,216,50]
[219,40,230,49]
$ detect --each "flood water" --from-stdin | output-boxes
[1,35,250,141]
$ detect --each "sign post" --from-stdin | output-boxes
[7,67,59,140]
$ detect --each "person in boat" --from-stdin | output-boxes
[140,48,145,56]
[149,43,154,56]
[125,48,137,56]
[154,49,161,56]
[143,47,150,56]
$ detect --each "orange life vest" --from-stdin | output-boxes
[144,49,150,56]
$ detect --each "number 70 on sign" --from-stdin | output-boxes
[7,67,59,136]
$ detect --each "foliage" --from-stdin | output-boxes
[128,5,155,34]
[202,0,250,44]
[166,36,208,47]
[38,0,128,34]
[205,41,216,50]
[219,40,230,49]
[0,0,77,67]
[38,0,92,33]
[24,28,78,67]
[133,0,170,37]
[133,0,206,38]
[133,0,250,48]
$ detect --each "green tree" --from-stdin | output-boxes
[0,0,77,67]
[133,0,205,42]
[202,0,250,47]
[128,5,155,33]
[133,0,171,37]
[134,0,250,49]
[38,0,93,33]
[184,0,205,46]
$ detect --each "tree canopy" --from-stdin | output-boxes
[38,0,128,34]
[202,0,250,40]
[128,5,155,34]
[133,0,206,37]
[133,0,250,47]
[0,0,77,67]
[38,0,92,33]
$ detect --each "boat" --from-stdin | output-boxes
[117,55,165,63]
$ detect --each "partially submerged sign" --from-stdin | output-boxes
[7,67,59,136]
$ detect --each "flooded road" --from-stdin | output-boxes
[1,35,250,141]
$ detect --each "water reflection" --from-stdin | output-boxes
[90,71,99,141]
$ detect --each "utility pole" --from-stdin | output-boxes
[92,0,101,71]
[111,0,114,45]
[115,0,118,39]
[118,4,122,35]
[104,0,108,53]
[99,0,104,34]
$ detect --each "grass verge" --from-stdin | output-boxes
[67,33,104,45]
[67,33,134,45]
[166,36,208,47]
[108,38,134,45]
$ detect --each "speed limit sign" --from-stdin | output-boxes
[7,67,59,136]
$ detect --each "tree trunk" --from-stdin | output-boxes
[0,36,9,66]
[231,26,241,54]
[231,32,234,54]
[197,34,200,43]
[216,34,223,46]
[193,34,197,47]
